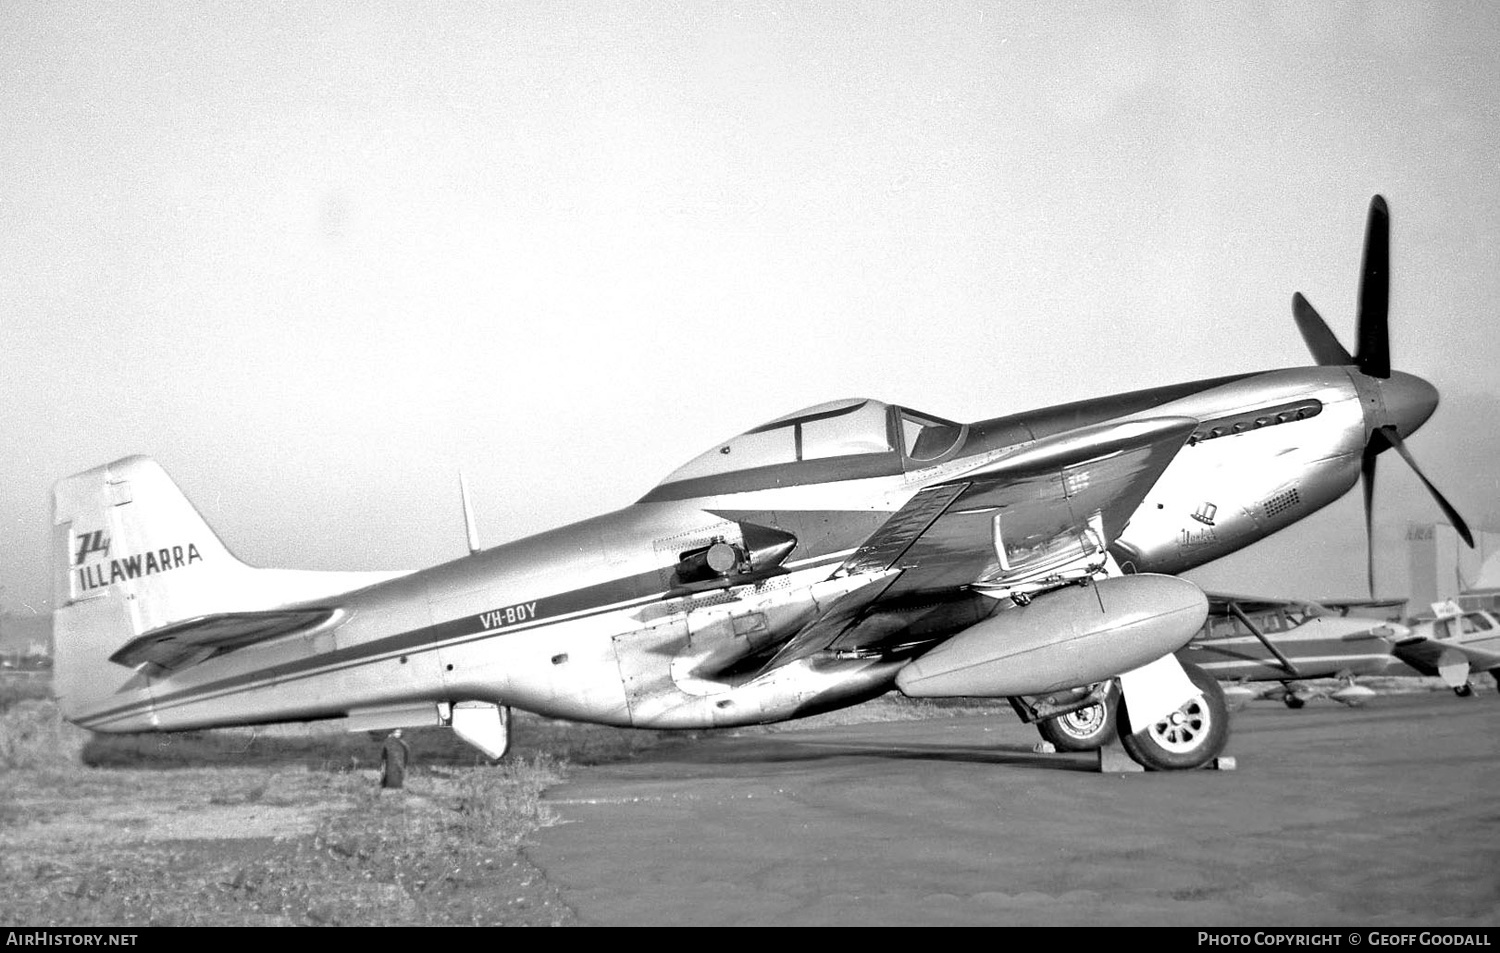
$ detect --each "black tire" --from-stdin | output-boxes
[1037,697,1118,752]
[1283,694,1306,710]
[1119,661,1230,771]
[1454,683,1474,698]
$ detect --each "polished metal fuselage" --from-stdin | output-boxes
[74,366,1373,735]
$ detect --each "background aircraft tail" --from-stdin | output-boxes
[51,455,409,723]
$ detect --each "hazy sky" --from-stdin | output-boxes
[4,1,1499,615]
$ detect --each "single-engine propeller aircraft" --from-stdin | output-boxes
[1179,595,1409,711]
[51,195,1473,772]
[1390,602,1500,698]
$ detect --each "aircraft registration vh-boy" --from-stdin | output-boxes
[51,196,1472,772]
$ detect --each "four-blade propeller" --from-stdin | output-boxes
[1291,195,1473,593]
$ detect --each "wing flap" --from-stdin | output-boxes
[759,571,904,671]
[108,608,339,673]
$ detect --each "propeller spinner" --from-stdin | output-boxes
[1291,195,1473,593]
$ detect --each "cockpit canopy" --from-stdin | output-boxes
[647,398,965,499]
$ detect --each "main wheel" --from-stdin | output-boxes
[1283,694,1306,710]
[1119,661,1229,771]
[1454,683,1474,698]
[1037,697,1117,752]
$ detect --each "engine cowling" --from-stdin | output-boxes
[895,574,1208,698]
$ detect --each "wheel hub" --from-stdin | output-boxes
[1150,698,1210,754]
[1060,703,1105,739]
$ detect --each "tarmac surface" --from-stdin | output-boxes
[528,693,1500,927]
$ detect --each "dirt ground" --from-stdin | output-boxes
[0,692,679,927]
[3,679,1495,927]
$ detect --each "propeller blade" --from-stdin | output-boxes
[1361,440,1379,595]
[1378,425,1476,547]
[1292,292,1353,365]
[1355,195,1391,378]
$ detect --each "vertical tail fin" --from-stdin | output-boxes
[53,456,254,628]
[52,457,256,722]
[51,456,409,725]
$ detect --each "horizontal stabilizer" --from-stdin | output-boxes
[108,608,339,673]
[52,455,413,721]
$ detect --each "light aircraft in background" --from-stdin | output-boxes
[50,195,1472,772]
[1029,595,1409,751]
[1389,602,1500,698]
[1028,585,1500,748]
[1179,595,1408,711]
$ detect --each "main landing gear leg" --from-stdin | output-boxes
[1110,658,1233,772]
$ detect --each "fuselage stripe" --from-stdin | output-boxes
[75,553,851,728]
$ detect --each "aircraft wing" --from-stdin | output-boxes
[1205,594,1406,619]
[1390,636,1455,676]
[107,608,339,674]
[844,415,1198,598]
[1391,632,1500,676]
[1205,594,1313,617]
[768,416,1198,667]
[1310,597,1408,620]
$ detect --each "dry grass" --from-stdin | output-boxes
[0,694,661,926]
[3,671,1480,926]
[0,699,89,770]
[0,672,53,711]
[0,684,1005,925]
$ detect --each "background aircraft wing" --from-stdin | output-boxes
[1390,635,1457,676]
[766,415,1198,668]
[1205,594,1309,617]
[1310,597,1409,620]
[1392,632,1500,675]
[108,608,340,674]
[1205,594,1407,619]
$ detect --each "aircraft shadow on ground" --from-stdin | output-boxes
[76,717,680,771]
[79,725,506,771]
[635,734,1104,773]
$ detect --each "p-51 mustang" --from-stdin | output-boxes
[51,195,1471,772]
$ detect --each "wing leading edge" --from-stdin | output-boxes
[847,415,1199,595]
[767,415,1199,668]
